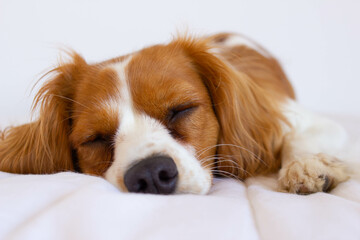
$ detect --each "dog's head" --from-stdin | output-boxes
[4,35,289,194]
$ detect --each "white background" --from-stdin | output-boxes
[1,0,359,127]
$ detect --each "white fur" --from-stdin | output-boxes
[281,99,347,162]
[103,57,211,194]
[211,33,271,58]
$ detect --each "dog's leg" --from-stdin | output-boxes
[278,101,349,194]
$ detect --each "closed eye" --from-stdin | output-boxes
[167,103,198,123]
[81,134,112,146]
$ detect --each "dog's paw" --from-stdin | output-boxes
[278,153,349,195]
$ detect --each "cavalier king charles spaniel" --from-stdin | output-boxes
[0,33,349,195]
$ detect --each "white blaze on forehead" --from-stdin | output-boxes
[102,55,211,194]
[109,56,135,130]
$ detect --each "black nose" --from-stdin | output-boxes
[124,156,178,194]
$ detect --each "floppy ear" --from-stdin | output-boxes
[173,37,286,179]
[0,53,87,174]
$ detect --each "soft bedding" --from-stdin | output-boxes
[0,115,359,240]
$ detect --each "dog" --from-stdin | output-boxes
[0,33,349,195]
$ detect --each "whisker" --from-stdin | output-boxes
[197,143,268,167]
[210,169,243,181]
[202,157,238,169]
[198,154,254,178]
[208,164,253,177]
[196,145,220,158]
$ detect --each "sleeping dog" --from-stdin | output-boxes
[0,33,349,194]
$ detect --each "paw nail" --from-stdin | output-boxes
[321,175,331,192]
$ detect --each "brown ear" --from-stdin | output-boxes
[0,53,87,174]
[172,36,286,179]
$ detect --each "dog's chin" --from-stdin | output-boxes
[175,167,213,195]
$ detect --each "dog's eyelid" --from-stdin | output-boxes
[81,133,112,146]
[171,101,201,112]
[167,102,198,123]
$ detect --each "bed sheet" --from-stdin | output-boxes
[0,115,359,240]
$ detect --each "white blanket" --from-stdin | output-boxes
[1,115,359,240]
